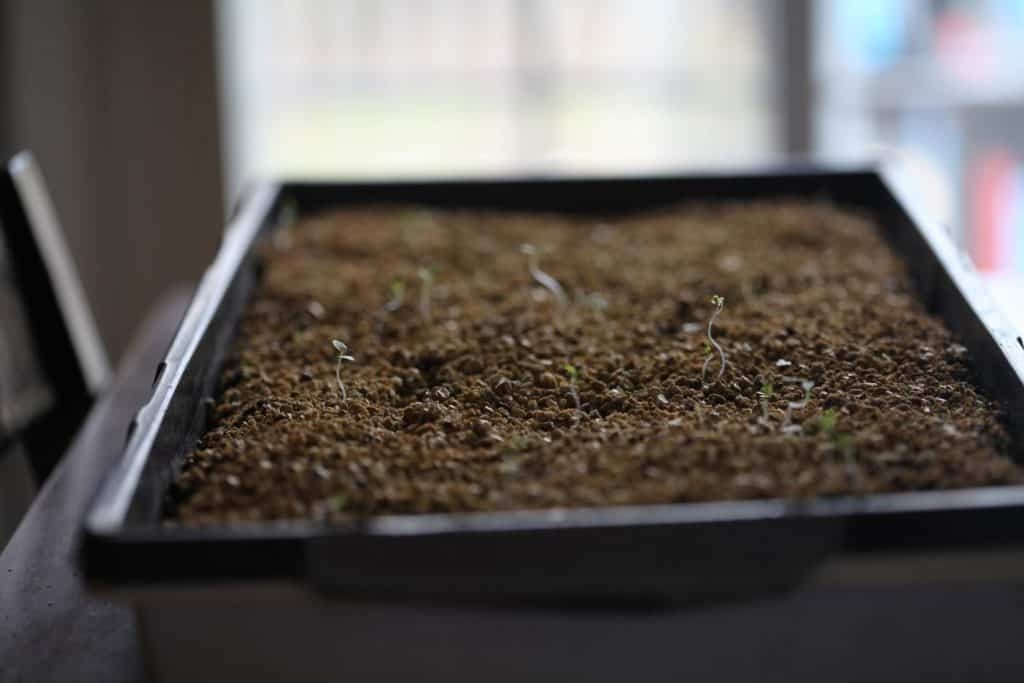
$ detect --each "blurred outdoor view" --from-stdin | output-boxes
[218,1,778,186]
[218,0,1024,285]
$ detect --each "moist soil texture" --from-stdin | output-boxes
[169,201,1022,524]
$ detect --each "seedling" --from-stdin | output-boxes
[817,409,858,475]
[382,279,406,314]
[781,376,814,432]
[331,339,355,400]
[575,288,609,313]
[817,408,838,435]
[417,266,436,320]
[758,381,774,425]
[701,295,727,384]
[521,243,567,308]
[564,363,582,419]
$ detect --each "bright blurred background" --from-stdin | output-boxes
[217,0,779,188]
[3,0,1024,359]
[219,0,1024,270]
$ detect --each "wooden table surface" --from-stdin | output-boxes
[0,289,191,683]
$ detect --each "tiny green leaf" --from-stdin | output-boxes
[818,408,838,434]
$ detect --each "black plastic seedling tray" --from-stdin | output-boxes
[83,167,1024,600]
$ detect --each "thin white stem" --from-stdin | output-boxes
[522,244,567,307]
[417,268,433,320]
[335,358,347,400]
[331,339,354,401]
[568,378,581,422]
[701,299,726,384]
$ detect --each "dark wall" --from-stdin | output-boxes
[0,0,224,359]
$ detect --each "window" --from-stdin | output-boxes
[218,0,781,196]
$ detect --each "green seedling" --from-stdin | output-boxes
[781,376,814,433]
[327,493,347,513]
[701,295,727,384]
[817,409,858,475]
[417,266,436,320]
[817,408,838,435]
[564,363,582,419]
[381,279,406,314]
[521,243,567,308]
[331,339,355,400]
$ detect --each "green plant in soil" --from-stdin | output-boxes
[818,408,858,473]
[564,363,582,420]
[381,279,406,315]
[781,376,814,433]
[417,266,436,320]
[520,243,567,308]
[331,339,355,400]
[701,294,727,385]
[817,408,838,435]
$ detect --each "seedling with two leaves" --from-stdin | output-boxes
[331,339,355,400]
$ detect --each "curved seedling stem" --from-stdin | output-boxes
[521,243,567,308]
[701,295,727,384]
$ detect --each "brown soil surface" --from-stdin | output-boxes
[168,201,1022,524]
